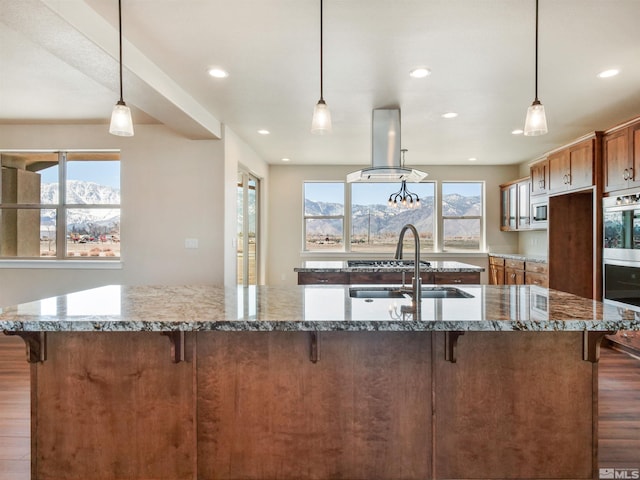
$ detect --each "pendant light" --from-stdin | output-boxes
[109,0,134,137]
[524,0,547,136]
[311,0,332,134]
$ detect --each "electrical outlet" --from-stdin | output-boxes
[185,238,199,249]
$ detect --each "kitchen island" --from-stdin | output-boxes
[1,284,639,480]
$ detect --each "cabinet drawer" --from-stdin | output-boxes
[349,272,434,284]
[488,256,505,266]
[525,262,548,274]
[297,272,349,285]
[505,259,525,270]
[433,272,480,284]
[525,272,549,288]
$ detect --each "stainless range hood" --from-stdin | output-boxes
[346,109,428,183]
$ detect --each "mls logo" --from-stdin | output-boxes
[600,468,640,479]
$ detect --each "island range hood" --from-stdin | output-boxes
[346,108,428,183]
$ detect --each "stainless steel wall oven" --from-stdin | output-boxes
[603,192,640,307]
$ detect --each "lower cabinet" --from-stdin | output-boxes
[488,255,548,287]
[488,256,505,285]
[505,259,525,285]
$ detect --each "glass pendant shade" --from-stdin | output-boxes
[311,99,332,135]
[109,101,134,137]
[524,99,547,136]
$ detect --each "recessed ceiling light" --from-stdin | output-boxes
[257,129,270,135]
[207,67,229,78]
[597,69,619,78]
[442,112,458,119]
[281,158,290,162]
[409,67,431,78]
[511,129,524,135]
[468,157,477,162]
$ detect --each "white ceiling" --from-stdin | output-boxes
[1,0,640,167]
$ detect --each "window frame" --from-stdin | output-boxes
[0,150,121,261]
[302,181,346,252]
[439,181,485,252]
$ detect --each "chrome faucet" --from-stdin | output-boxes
[394,224,421,316]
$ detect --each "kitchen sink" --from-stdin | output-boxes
[347,259,431,267]
[348,286,473,299]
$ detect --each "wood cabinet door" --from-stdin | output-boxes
[504,267,524,285]
[517,181,530,229]
[603,128,630,193]
[547,149,570,193]
[489,265,505,285]
[629,122,640,188]
[568,140,594,190]
[500,185,510,230]
[530,160,548,196]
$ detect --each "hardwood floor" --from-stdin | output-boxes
[0,335,29,480]
[599,344,640,470]
[0,334,638,479]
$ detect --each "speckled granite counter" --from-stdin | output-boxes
[294,260,485,272]
[1,284,638,332]
[488,253,547,263]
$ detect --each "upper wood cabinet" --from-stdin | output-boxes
[547,137,597,194]
[500,178,530,231]
[529,159,548,196]
[604,120,640,193]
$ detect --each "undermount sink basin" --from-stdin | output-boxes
[348,286,473,299]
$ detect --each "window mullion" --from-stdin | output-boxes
[56,152,67,259]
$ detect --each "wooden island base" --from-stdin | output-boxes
[28,331,597,480]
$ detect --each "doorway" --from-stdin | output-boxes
[237,171,259,286]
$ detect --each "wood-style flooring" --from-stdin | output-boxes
[0,334,638,479]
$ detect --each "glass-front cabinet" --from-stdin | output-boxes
[500,178,530,231]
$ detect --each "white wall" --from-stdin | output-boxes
[267,163,520,286]
[0,124,225,306]
[223,126,269,285]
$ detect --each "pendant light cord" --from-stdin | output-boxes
[534,0,539,102]
[319,0,324,102]
[118,0,124,103]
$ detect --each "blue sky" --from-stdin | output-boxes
[40,162,120,189]
[305,182,482,205]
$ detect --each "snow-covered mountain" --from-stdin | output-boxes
[40,181,120,234]
[305,194,481,237]
[41,180,120,205]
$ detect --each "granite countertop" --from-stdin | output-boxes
[1,284,639,333]
[488,253,548,263]
[294,260,485,273]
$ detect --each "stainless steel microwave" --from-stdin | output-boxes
[530,200,548,228]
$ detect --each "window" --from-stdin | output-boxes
[0,151,121,259]
[304,182,344,251]
[351,182,435,252]
[303,180,484,253]
[441,182,484,251]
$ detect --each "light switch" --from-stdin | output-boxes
[185,238,199,249]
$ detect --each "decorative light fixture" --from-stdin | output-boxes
[311,0,331,134]
[524,0,547,136]
[387,150,421,208]
[109,0,134,137]
[388,180,421,208]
